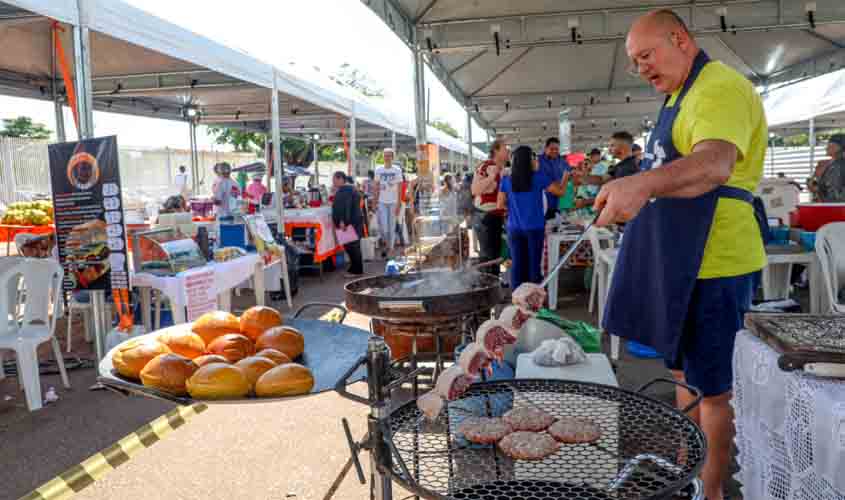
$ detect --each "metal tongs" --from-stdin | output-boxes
[541,210,602,289]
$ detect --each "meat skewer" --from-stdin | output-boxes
[512,283,547,312]
[499,305,534,332]
[476,320,518,362]
[458,342,494,378]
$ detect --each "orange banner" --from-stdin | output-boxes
[52,21,79,136]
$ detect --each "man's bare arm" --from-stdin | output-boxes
[594,140,738,226]
[646,140,737,198]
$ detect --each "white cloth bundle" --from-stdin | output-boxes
[531,336,587,367]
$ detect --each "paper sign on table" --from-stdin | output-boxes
[185,268,216,321]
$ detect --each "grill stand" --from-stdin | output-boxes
[331,337,706,500]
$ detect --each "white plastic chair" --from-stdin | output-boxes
[814,222,845,314]
[586,227,621,360]
[0,258,70,411]
[0,256,25,381]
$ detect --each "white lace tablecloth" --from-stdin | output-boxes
[733,329,845,499]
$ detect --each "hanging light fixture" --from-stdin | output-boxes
[806,2,817,29]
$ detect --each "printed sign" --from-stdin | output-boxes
[49,136,128,293]
[185,268,217,321]
[245,214,283,265]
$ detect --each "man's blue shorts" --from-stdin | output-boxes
[665,273,755,397]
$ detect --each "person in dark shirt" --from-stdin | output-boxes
[331,171,364,277]
[632,143,643,170]
[609,131,640,179]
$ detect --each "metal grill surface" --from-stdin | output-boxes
[387,379,706,500]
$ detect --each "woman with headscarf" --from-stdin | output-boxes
[497,145,568,290]
[809,134,845,202]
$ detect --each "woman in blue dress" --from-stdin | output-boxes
[498,145,568,290]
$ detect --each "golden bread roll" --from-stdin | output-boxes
[191,311,241,345]
[186,363,250,400]
[139,353,198,396]
[256,326,304,359]
[254,348,291,366]
[235,356,277,391]
[239,306,283,341]
[206,333,255,363]
[158,327,206,359]
[193,354,230,367]
[112,339,171,380]
[255,363,315,397]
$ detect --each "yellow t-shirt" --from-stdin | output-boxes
[667,60,768,279]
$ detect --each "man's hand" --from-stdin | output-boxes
[593,175,653,226]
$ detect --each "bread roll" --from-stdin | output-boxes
[191,311,241,345]
[254,348,291,366]
[112,339,171,380]
[186,363,250,400]
[239,306,283,341]
[158,327,206,359]
[256,326,304,359]
[255,363,315,397]
[193,354,230,367]
[235,356,277,391]
[206,334,255,363]
[140,353,197,396]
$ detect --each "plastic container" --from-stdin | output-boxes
[800,231,817,251]
[769,226,790,244]
[795,203,845,231]
[626,340,661,359]
[219,223,247,249]
[361,237,377,261]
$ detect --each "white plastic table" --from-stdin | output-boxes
[763,245,815,300]
[131,253,263,331]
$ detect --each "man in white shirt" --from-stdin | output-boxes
[375,148,402,257]
[174,165,190,199]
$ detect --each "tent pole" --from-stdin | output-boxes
[313,140,320,186]
[51,26,66,143]
[350,107,357,176]
[272,69,293,309]
[413,49,428,145]
[391,131,397,152]
[467,109,473,171]
[808,117,816,170]
[72,23,93,139]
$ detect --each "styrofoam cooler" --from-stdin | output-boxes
[361,237,377,261]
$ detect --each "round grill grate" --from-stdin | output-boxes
[387,379,706,500]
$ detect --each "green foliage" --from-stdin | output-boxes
[0,116,51,139]
[431,119,459,138]
[206,126,265,153]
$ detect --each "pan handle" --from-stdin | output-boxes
[334,355,370,407]
[378,301,425,313]
[636,377,703,414]
[293,302,349,323]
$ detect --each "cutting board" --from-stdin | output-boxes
[744,313,845,373]
[515,353,619,387]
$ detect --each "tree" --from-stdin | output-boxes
[0,116,51,139]
[331,63,385,98]
[206,126,318,165]
[431,119,459,139]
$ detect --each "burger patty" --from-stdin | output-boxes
[503,407,555,432]
[456,417,512,444]
[498,431,559,461]
[548,417,602,444]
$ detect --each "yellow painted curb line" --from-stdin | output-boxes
[19,403,208,500]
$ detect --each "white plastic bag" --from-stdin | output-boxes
[531,337,587,367]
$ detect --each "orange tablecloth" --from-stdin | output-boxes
[0,224,55,243]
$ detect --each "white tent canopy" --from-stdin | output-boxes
[765,67,845,133]
[364,0,845,151]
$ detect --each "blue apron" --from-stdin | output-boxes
[602,51,754,363]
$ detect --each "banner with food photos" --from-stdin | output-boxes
[48,136,129,296]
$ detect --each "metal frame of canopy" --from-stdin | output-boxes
[363,0,845,152]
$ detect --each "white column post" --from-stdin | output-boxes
[809,117,816,170]
[350,106,357,176]
[467,109,474,171]
[72,23,93,139]
[272,69,293,309]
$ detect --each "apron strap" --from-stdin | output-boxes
[716,185,754,205]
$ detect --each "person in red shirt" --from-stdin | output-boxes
[471,140,508,276]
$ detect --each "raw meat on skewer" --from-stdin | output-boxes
[417,391,444,421]
[512,283,547,311]
[458,342,494,378]
[499,305,534,332]
[435,365,475,401]
[476,320,518,362]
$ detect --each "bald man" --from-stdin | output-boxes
[596,10,767,499]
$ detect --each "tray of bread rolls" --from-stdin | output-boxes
[98,305,370,404]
